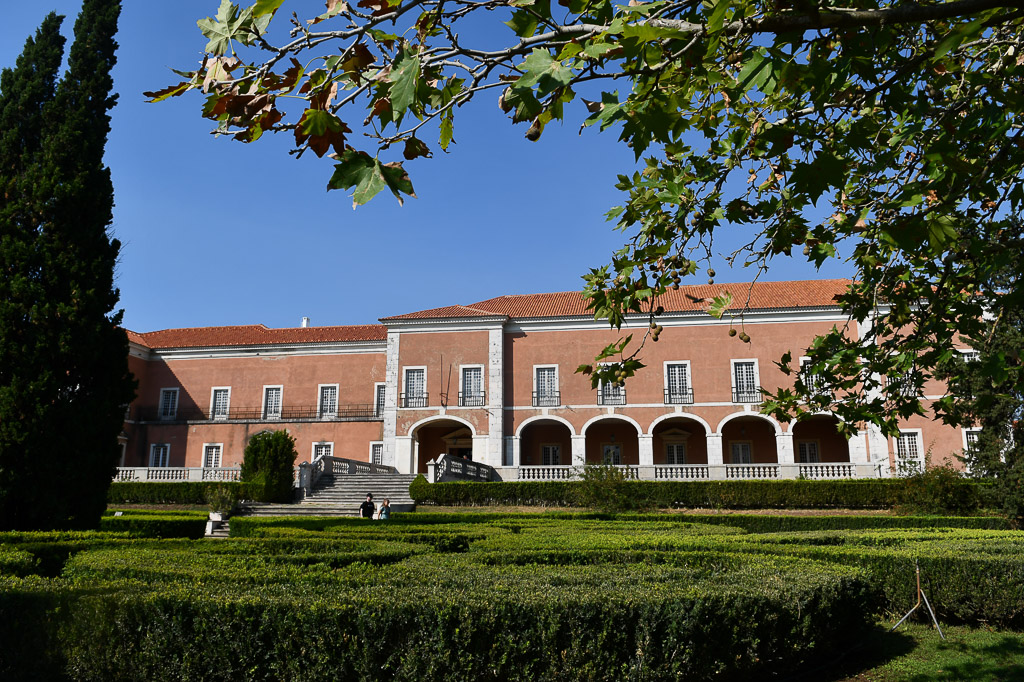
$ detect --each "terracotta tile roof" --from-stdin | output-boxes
[380,304,502,321]
[385,279,852,321]
[126,324,387,350]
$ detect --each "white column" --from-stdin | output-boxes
[776,431,795,464]
[639,434,654,466]
[382,331,401,467]
[394,436,414,474]
[571,435,586,466]
[512,436,521,467]
[847,431,868,463]
[486,328,505,468]
[472,435,491,466]
[707,433,724,465]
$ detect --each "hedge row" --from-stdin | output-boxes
[98,514,208,539]
[409,477,988,510]
[107,481,260,505]
[1,552,876,681]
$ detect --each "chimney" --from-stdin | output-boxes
[301,317,310,328]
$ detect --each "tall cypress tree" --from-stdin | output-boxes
[0,0,134,530]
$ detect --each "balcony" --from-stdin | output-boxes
[664,388,694,405]
[597,388,626,406]
[732,387,762,403]
[532,391,560,407]
[401,392,429,408]
[131,404,380,422]
[458,391,486,407]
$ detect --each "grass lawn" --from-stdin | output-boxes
[807,623,1024,681]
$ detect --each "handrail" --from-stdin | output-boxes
[430,453,495,482]
[297,455,398,499]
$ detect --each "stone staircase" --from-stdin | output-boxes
[243,473,419,517]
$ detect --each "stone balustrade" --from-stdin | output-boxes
[113,467,241,482]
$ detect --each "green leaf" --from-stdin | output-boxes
[505,10,538,38]
[197,0,261,54]
[707,292,733,319]
[252,0,286,17]
[390,55,421,115]
[439,110,454,150]
[515,49,572,96]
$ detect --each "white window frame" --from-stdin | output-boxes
[402,366,428,407]
[730,359,761,403]
[596,362,626,405]
[959,349,981,363]
[210,387,231,420]
[312,441,334,460]
[262,385,283,420]
[541,443,561,466]
[370,441,384,465]
[962,427,981,453]
[601,442,622,465]
[318,383,339,418]
[665,442,687,465]
[460,364,485,406]
[887,366,920,398]
[796,439,821,464]
[893,429,924,475]
[202,443,223,468]
[159,388,179,420]
[533,364,559,405]
[663,361,692,403]
[149,443,170,467]
[730,441,753,464]
[374,382,386,417]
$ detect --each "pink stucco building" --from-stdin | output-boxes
[120,279,975,480]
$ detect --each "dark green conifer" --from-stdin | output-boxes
[0,0,135,530]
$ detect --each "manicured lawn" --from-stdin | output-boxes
[808,624,1024,681]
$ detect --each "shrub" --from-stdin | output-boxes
[895,465,985,515]
[240,430,298,503]
[107,481,254,505]
[575,464,633,511]
[205,483,238,513]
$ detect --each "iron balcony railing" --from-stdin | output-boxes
[732,387,762,403]
[664,388,694,405]
[597,388,626,406]
[458,391,486,407]
[532,391,561,407]
[131,404,380,422]
[401,392,429,408]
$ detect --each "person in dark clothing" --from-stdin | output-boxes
[359,493,375,519]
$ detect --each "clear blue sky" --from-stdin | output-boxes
[2,2,850,333]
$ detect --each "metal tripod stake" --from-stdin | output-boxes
[890,559,945,640]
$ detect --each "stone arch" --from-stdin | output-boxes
[715,411,782,436]
[517,417,574,467]
[581,413,643,436]
[408,415,477,473]
[791,415,851,463]
[649,414,710,465]
[515,414,577,438]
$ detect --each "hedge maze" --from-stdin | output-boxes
[2,511,1021,681]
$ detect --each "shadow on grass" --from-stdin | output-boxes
[784,624,1024,682]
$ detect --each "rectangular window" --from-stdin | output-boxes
[665,363,693,404]
[598,375,626,405]
[534,366,559,407]
[211,388,230,420]
[602,443,622,465]
[460,366,485,406]
[732,361,760,403]
[896,431,923,474]
[964,429,980,453]
[666,442,687,465]
[319,385,338,418]
[797,441,820,464]
[541,444,561,466]
[730,442,752,464]
[374,383,386,417]
[403,368,427,407]
[203,444,222,468]
[313,442,333,460]
[263,386,282,419]
[800,358,827,397]
[960,349,981,363]
[370,442,383,465]
[159,388,178,420]
[888,368,919,398]
[149,443,170,467]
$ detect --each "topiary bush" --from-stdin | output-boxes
[895,465,984,515]
[240,430,298,503]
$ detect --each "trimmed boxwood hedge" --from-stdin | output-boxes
[409,477,989,510]
[107,481,258,505]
